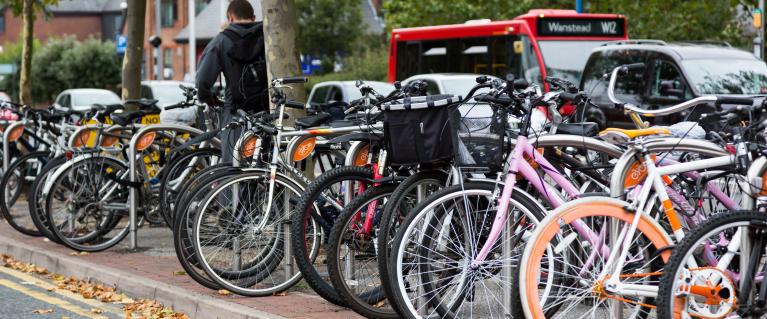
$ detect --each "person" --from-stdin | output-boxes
[196,0,267,162]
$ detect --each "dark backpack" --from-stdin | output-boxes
[221,24,268,112]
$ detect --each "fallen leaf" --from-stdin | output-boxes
[373,300,386,308]
[217,289,231,296]
[69,252,78,256]
[90,308,103,314]
[32,309,54,314]
[172,270,186,276]
[272,291,288,296]
[46,287,55,292]
[78,252,90,256]
[42,238,50,242]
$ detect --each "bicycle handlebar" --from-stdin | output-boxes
[275,77,308,85]
[284,100,305,109]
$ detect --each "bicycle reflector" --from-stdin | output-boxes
[353,144,370,166]
[136,132,156,151]
[100,130,122,147]
[7,125,23,142]
[72,129,93,148]
[292,137,316,162]
[241,136,258,159]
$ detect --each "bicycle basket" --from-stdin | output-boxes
[381,94,461,165]
[449,102,508,173]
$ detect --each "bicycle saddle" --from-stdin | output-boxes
[111,110,148,126]
[599,127,671,144]
[125,99,159,109]
[295,112,331,129]
[556,122,599,137]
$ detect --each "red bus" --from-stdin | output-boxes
[389,9,628,87]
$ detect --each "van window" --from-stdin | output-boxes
[310,86,330,106]
[649,60,691,100]
[581,49,647,107]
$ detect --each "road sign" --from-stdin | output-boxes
[116,35,127,54]
[0,64,16,75]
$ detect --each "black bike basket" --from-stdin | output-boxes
[448,102,508,173]
[382,95,460,165]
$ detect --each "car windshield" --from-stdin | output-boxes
[440,78,491,96]
[72,93,121,108]
[345,82,396,100]
[681,59,767,95]
[151,85,186,107]
[538,40,608,86]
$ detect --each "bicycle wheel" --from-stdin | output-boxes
[517,197,671,319]
[0,151,49,236]
[172,164,241,291]
[45,156,133,252]
[290,165,374,306]
[193,173,312,296]
[29,155,67,243]
[159,148,221,226]
[656,211,751,319]
[388,182,545,319]
[376,170,446,304]
[327,184,399,318]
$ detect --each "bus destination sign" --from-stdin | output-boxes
[537,18,625,37]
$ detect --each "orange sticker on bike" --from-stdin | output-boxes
[353,144,370,166]
[136,132,156,151]
[292,137,316,162]
[7,125,23,142]
[241,136,258,159]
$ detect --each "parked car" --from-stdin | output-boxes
[403,73,498,96]
[308,81,395,109]
[141,81,196,125]
[53,89,121,112]
[141,80,194,108]
[580,40,767,128]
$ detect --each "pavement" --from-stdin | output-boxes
[0,221,362,319]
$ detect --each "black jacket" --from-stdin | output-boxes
[196,22,263,107]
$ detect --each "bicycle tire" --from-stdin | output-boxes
[289,165,374,306]
[327,184,399,318]
[0,151,49,236]
[159,148,221,226]
[388,182,545,319]
[28,155,67,243]
[376,170,447,306]
[656,211,755,319]
[45,156,132,252]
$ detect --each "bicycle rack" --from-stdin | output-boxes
[3,120,28,173]
[127,124,219,249]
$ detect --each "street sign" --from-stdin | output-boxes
[116,35,127,54]
[0,64,16,75]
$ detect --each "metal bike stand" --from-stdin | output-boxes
[2,120,25,202]
[3,120,28,173]
[127,124,212,249]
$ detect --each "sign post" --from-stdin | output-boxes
[757,3,765,60]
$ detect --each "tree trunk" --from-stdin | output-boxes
[261,0,305,117]
[19,0,34,106]
[261,0,310,174]
[121,0,147,110]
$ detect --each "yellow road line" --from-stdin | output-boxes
[0,278,108,319]
[0,267,123,316]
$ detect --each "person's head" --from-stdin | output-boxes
[227,0,255,23]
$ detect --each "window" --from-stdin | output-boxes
[309,86,330,107]
[195,0,211,15]
[0,10,6,34]
[395,35,522,81]
[163,48,173,79]
[327,86,344,102]
[581,49,647,107]
[161,0,177,28]
[649,60,690,101]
